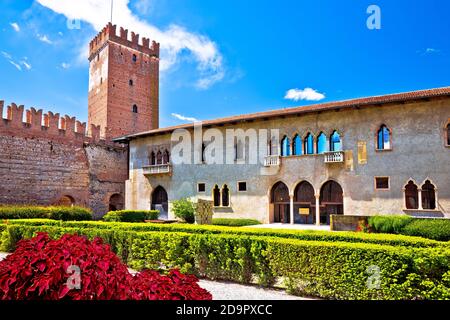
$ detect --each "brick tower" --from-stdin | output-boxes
[88,23,159,140]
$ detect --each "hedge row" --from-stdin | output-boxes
[1,224,449,300]
[103,210,159,222]
[0,206,92,221]
[212,218,262,227]
[369,216,450,241]
[3,219,445,248]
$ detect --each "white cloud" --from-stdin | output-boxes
[21,61,32,70]
[1,51,12,60]
[171,113,199,122]
[61,62,70,69]
[10,22,20,32]
[284,88,325,102]
[1,51,31,71]
[37,0,225,89]
[37,34,53,44]
[9,60,22,71]
[134,0,153,15]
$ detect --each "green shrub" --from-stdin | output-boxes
[103,210,159,222]
[212,218,262,227]
[401,219,450,242]
[1,224,450,299]
[0,206,92,221]
[3,219,446,248]
[368,215,413,234]
[368,215,450,242]
[172,199,196,224]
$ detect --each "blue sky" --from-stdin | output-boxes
[0,0,449,127]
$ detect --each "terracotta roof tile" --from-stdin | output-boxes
[114,86,450,141]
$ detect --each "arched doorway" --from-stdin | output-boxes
[56,195,75,207]
[294,181,316,224]
[109,194,124,212]
[320,181,344,224]
[271,182,290,223]
[151,186,168,220]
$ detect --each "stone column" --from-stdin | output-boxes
[315,194,321,226]
[290,195,294,225]
[418,189,423,210]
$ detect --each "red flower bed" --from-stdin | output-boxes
[0,233,212,300]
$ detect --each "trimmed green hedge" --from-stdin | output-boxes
[212,218,262,227]
[103,210,159,222]
[0,206,92,221]
[368,216,450,241]
[3,219,446,248]
[1,224,449,300]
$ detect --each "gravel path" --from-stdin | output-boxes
[0,252,307,300]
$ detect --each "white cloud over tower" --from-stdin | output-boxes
[36,0,224,89]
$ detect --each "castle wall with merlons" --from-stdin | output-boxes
[0,101,127,218]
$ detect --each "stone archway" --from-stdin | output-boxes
[56,195,75,207]
[293,181,316,224]
[320,180,344,224]
[109,193,124,212]
[151,186,168,220]
[270,182,290,223]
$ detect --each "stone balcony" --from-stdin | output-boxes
[264,155,281,167]
[324,151,345,164]
[143,163,172,175]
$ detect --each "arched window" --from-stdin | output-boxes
[132,54,137,62]
[330,131,342,152]
[304,133,314,155]
[132,104,138,113]
[422,180,436,210]
[292,134,302,156]
[150,151,156,165]
[377,125,391,150]
[163,150,170,164]
[222,185,230,207]
[268,136,279,156]
[201,143,206,163]
[281,136,291,157]
[447,123,450,146]
[405,181,419,209]
[129,79,133,86]
[213,185,221,207]
[235,139,244,160]
[316,132,327,154]
[156,151,163,165]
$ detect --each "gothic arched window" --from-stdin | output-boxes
[316,132,327,154]
[377,125,391,150]
[304,133,314,155]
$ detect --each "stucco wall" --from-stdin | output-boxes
[126,98,450,223]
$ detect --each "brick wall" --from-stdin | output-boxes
[0,101,127,218]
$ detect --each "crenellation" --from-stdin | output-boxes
[30,108,43,129]
[76,120,86,135]
[142,37,150,49]
[64,115,76,137]
[47,111,60,134]
[120,27,128,41]
[131,32,139,45]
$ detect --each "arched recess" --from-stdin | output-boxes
[109,193,124,212]
[270,182,290,224]
[421,180,436,210]
[319,180,344,224]
[213,185,221,207]
[56,195,75,207]
[151,186,168,220]
[293,181,316,224]
[222,184,230,207]
[404,180,419,209]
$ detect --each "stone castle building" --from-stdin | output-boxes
[0,23,159,218]
[1,23,449,224]
[116,88,450,224]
